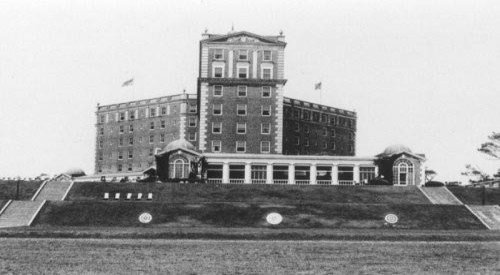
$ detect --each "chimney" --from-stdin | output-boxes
[202,28,210,40]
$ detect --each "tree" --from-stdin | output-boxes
[461,164,490,183]
[425,169,437,182]
[478,132,500,159]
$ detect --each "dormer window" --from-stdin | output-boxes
[238,50,248,60]
[263,50,272,61]
[214,49,224,60]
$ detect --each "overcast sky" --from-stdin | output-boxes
[1,0,499,181]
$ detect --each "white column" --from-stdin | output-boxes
[374,166,379,177]
[222,162,229,184]
[228,50,233,78]
[288,163,295,184]
[266,163,273,184]
[332,164,338,185]
[353,164,360,184]
[252,51,258,78]
[125,111,128,121]
[244,163,251,184]
[310,164,317,185]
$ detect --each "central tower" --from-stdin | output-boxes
[197,31,287,154]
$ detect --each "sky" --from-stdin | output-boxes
[0,0,499,181]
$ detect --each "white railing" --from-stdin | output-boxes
[229,179,245,184]
[273,179,289,185]
[207,179,222,184]
[251,179,267,184]
[295,180,310,185]
[338,180,354,185]
[316,180,332,185]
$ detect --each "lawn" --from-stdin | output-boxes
[0,238,498,274]
[447,186,500,205]
[66,182,431,204]
[0,180,42,200]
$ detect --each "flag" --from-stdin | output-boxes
[122,78,134,87]
[314,82,322,90]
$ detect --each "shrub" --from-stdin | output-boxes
[367,178,392,186]
[425,181,444,187]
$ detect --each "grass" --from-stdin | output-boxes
[0,180,42,200]
[0,238,498,274]
[66,182,431,204]
[34,201,485,230]
[447,186,500,205]
[0,200,6,210]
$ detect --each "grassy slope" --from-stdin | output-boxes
[0,180,42,200]
[0,239,498,274]
[34,201,485,230]
[66,182,430,204]
[0,200,6,210]
[447,186,500,205]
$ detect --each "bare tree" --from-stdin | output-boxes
[461,164,490,183]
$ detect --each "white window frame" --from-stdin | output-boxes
[237,67,248,79]
[261,123,271,135]
[129,137,134,145]
[128,150,133,159]
[263,50,272,61]
[261,67,273,79]
[188,117,197,127]
[150,121,155,130]
[188,132,197,141]
[238,49,248,61]
[189,105,197,113]
[161,120,166,129]
[237,86,247,97]
[262,86,271,98]
[214,48,224,60]
[213,104,223,115]
[149,135,154,143]
[236,141,246,153]
[160,133,165,143]
[119,125,124,134]
[213,66,224,78]
[150,108,156,117]
[260,141,271,153]
[261,105,271,116]
[212,122,222,134]
[129,125,134,132]
[213,85,223,97]
[236,122,246,134]
[237,104,247,116]
[212,140,221,152]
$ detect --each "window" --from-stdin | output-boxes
[236,123,246,134]
[312,112,320,122]
[214,66,223,78]
[118,151,123,160]
[188,132,196,141]
[214,48,224,60]
[212,122,222,134]
[128,164,133,172]
[119,112,125,121]
[237,104,247,116]
[189,105,197,113]
[263,50,272,61]
[128,150,133,159]
[261,141,270,153]
[262,68,272,79]
[118,164,122,172]
[261,123,271,134]
[129,137,134,145]
[338,166,354,182]
[213,104,222,115]
[330,115,336,125]
[321,114,328,123]
[294,122,300,131]
[99,139,103,149]
[99,127,104,135]
[119,137,124,146]
[251,165,267,182]
[236,141,246,152]
[169,158,190,179]
[331,129,336,137]
[160,133,165,143]
[331,142,336,150]
[119,125,124,134]
[273,165,289,180]
[150,122,155,130]
[161,120,166,128]
[150,108,156,117]
[323,142,328,149]
[98,152,103,161]
[261,106,271,116]
[212,140,221,152]
[262,87,271,97]
[238,67,248,78]
[305,138,310,146]
[304,125,310,133]
[393,160,414,185]
[188,117,197,127]
[295,136,300,145]
[149,148,154,156]
[161,107,167,115]
[214,85,223,96]
[323,127,328,136]
[238,49,248,60]
[99,115,105,123]
[303,111,310,120]
[237,86,247,97]
[207,164,223,179]
[129,125,134,132]
[149,135,154,143]
[293,109,300,119]
[360,167,376,184]
[295,166,310,181]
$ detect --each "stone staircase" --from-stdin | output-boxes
[419,186,463,205]
[0,180,73,228]
[0,200,45,228]
[465,205,500,230]
[32,180,73,201]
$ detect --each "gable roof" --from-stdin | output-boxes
[202,31,286,46]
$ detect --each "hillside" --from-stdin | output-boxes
[0,180,42,200]
[447,187,500,205]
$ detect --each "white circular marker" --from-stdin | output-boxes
[138,212,153,224]
[266,212,283,225]
[384,214,398,224]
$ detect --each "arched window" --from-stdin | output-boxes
[392,159,414,185]
[169,157,190,179]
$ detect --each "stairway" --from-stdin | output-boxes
[0,200,45,228]
[466,205,500,230]
[32,180,73,201]
[419,187,463,205]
